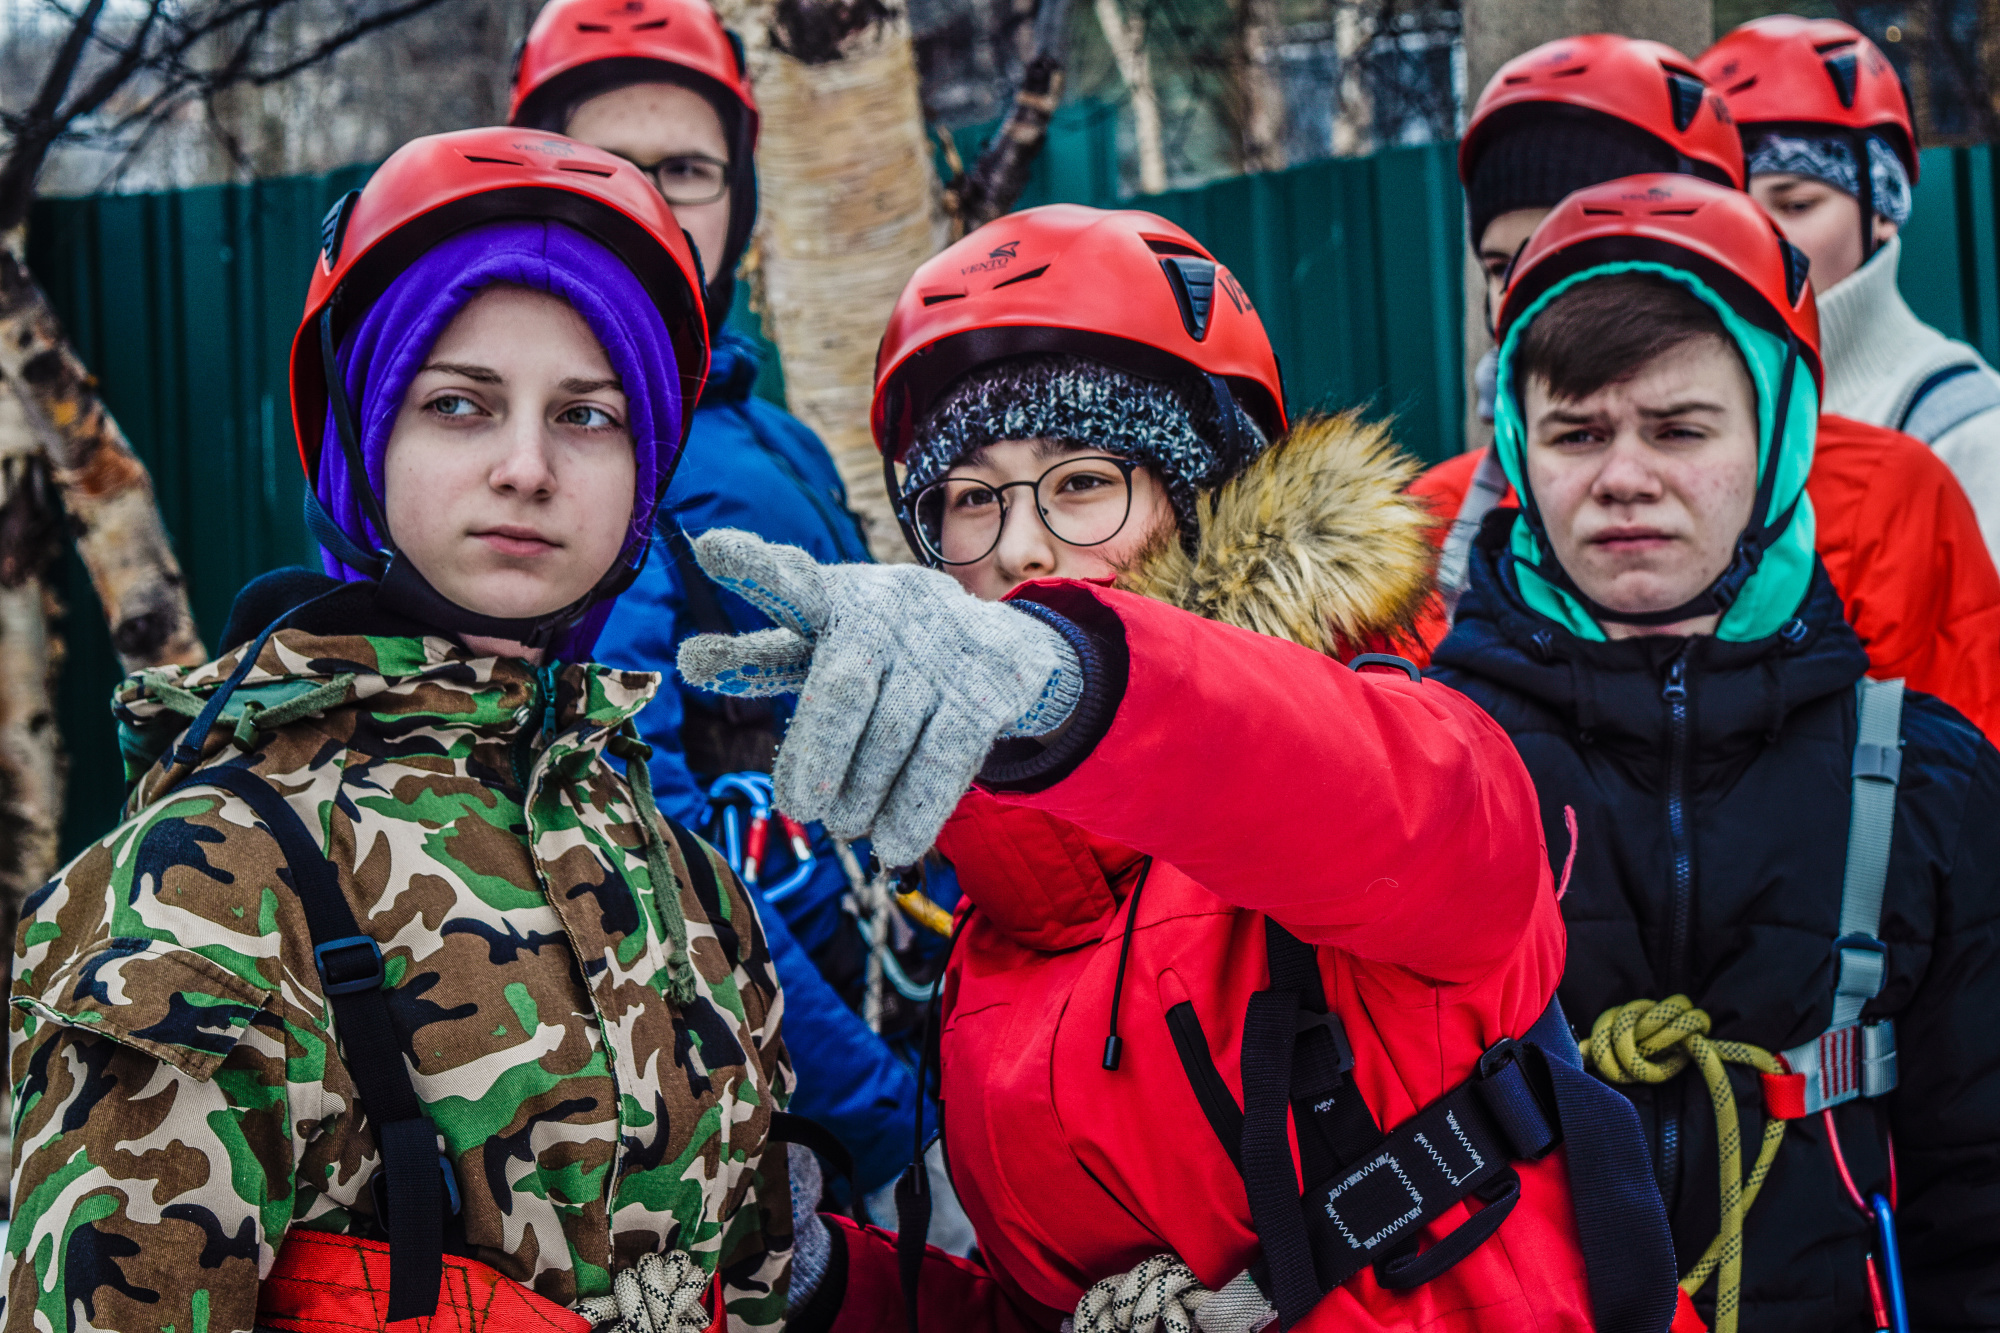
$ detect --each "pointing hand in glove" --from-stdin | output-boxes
[676,530,1088,866]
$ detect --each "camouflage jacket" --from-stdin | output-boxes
[6,623,792,1333]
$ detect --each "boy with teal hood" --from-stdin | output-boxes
[1431,175,2000,1332]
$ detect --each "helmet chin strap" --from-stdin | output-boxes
[313,307,645,653]
[1509,334,1803,630]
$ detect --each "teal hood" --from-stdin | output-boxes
[1490,260,1819,642]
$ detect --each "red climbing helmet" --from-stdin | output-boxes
[1497,174,1822,388]
[871,204,1287,466]
[1698,16,1918,181]
[289,125,709,484]
[509,0,758,142]
[1462,34,1745,191]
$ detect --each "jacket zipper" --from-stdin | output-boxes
[1659,648,1692,1206]
[510,663,562,793]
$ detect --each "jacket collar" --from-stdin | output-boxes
[1431,510,1869,753]
[698,331,762,408]
[1816,236,1935,396]
[119,599,657,805]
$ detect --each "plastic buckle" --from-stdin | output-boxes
[1833,933,1888,1000]
[315,935,385,996]
[1852,741,1903,784]
[1296,1007,1356,1074]
[1860,1020,1899,1098]
[370,1150,464,1223]
[1476,1036,1521,1081]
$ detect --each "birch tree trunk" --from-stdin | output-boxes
[1093,0,1167,194]
[1332,1,1374,157]
[0,232,204,672]
[0,387,64,931]
[1236,0,1288,173]
[719,0,948,562]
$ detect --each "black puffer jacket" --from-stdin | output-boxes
[1430,515,2000,1332]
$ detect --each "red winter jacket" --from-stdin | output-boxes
[828,580,1597,1333]
[1407,418,2000,741]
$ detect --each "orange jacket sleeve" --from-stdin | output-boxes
[1809,415,2000,743]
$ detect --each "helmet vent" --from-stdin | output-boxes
[992,265,1049,289]
[577,21,613,31]
[1552,65,1589,77]
[1160,256,1218,340]
[633,17,668,28]
[320,189,360,268]
[1665,70,1706,131]
[559,163,616,176]
[921,292,967,306]
[1648,207,1699,216]
[1144,237,1204,257]
[1824,50,1859,107]
[463,153,527,166]
[1726,75,1758,95]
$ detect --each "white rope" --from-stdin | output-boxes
[1071,1256,1209,1333]
[1067,1258,1275,1333]
[574,1249,711,1333]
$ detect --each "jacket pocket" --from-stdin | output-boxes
[14,935,272,1081]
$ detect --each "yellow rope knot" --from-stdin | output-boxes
[1581,996,1789,1333]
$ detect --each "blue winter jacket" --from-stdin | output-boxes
[595,331,936,1192]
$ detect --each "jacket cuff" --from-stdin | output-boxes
[979,586,1130,792]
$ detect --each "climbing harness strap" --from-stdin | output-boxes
[183,763,458,1323]
[1174,919,1676,1332]
[1772,677,1904,1117]
[1895,362,2000,444]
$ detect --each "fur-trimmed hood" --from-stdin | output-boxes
[1115,411,1436,657]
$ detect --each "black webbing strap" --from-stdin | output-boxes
[1521,1003,1679,1333]
[1179,921,1677,1333]
[182,763,451,1322]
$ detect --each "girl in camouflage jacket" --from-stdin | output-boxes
[5,131,795,1333]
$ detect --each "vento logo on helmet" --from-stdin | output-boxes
[961,241,1021,275]
[1620,185,1679,202]
[514,138,579,157]
[1219,270,1251,313]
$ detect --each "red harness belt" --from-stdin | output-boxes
[256,1231,720,1332]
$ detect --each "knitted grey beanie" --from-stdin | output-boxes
[902,354,1267,544]
[1745,131,1913,227]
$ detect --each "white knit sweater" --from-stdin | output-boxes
[1819,234,2000,558]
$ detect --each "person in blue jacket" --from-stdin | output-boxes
[510,0,952,1206]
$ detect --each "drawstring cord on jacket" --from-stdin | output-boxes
[610,726,700,1006]
[1102,856,1157,1071]
[1582,996,1787,1333]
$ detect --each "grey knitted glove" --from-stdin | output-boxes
[677,529,1084,866]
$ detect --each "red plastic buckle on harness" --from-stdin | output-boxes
[257,1231,724,1332]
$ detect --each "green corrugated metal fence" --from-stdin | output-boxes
[28,139,2000,855]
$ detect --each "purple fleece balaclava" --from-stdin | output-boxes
[314,218,684,659]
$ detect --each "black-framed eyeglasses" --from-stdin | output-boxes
[910,456,1145,566]
[614,152,731,206]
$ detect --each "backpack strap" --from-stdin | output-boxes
[1895,362,2000,443]
[1178,919,1677,1333]
[1437,449,1511,614]
[1778,677,1904,1114]
[181,763,455,1323]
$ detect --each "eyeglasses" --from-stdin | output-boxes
[616,152,731,206]
[910,456,1146,566]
